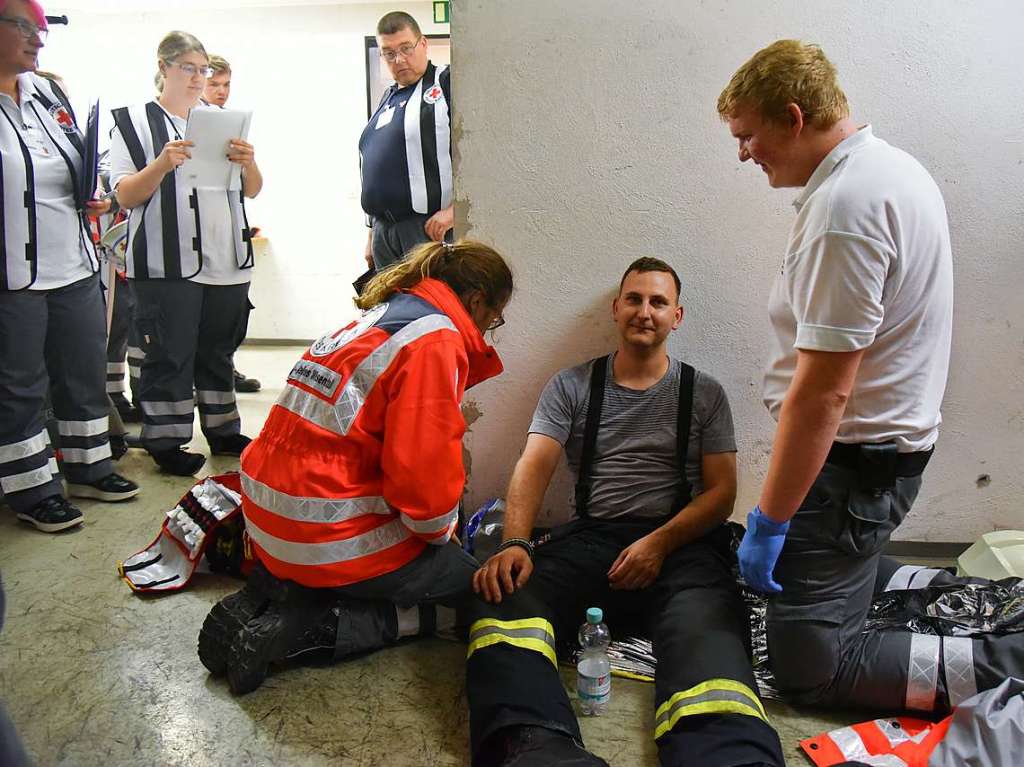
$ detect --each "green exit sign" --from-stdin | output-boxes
[433,1,449,24]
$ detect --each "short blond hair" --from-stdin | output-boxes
[208,55,231,74]
[717,39,849,128]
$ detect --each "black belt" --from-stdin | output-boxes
[826,441,933,479]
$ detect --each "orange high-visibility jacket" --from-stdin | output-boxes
[240,278,503,588]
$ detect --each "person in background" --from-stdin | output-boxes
[201,53,261,394]
[1,0,139,533]
[202,54,231,107]
[360,11,453,270]
[109,30,262,476]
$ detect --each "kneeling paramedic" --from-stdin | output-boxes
[197,240,512,694]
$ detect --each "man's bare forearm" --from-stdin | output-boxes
[649,483,734,555]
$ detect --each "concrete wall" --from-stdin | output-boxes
[45,1,447,339]
[453,0,1024,541]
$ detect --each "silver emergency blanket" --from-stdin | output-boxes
[865,580,1024,637]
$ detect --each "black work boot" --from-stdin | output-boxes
[198,565,277,676]
[208,434,252,457]
[479,726,609,767]
[150,447,206,476]
[226,572,326,694]
[233,369,261,393]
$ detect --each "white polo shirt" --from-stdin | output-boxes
[0,74,92,290]
[762,126,953,452]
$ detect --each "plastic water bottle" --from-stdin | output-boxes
[577,606,611,715]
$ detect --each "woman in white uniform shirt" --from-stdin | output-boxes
[0,0,139,533]
[109,31,263,476]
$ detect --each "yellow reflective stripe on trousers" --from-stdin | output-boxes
[466,617,557,667]
[654,678,767,739]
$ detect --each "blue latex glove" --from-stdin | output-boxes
[738,506,790,594]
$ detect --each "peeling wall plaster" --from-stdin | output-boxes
[452,0,1024,541]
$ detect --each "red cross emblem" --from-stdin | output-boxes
[423,85,443,105]
[48,104,76,133]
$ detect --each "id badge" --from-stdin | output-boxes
[375,106,395,129]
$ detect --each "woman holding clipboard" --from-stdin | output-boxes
[1,0,139,533]
[110,30,262,476]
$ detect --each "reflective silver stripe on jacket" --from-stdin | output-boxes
[905,633,940,711]
[241,472,390,525]
[243,516,411,566]
[942,636,979,707]
[277,314,457,436]
[57,417,108,437]
[0,430,49,464]
[400,502,459,536]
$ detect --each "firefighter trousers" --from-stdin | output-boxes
[131,280,248,452]
[767,461,1024,714]
[465,518,784,767]
[0,275,112,512]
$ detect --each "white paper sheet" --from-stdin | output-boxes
[180,107,252,190]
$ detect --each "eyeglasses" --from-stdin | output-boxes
[487,314,506,332]
[380,38,421,63]
[0,15,47,42]
[168,61,214,78]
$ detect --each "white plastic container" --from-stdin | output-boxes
[957,530,1024,580]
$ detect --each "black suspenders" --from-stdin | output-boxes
[574,355,695,518]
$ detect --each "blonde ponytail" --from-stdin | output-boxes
[356,239,513,311]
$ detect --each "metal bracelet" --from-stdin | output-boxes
[496,537,534,559]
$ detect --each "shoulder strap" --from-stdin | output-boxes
[0,107,38,290]
[111,107,147,171]
[575,355,609,518]
[144,101,183,278]
[675,362,696,506]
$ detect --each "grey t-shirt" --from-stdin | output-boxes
[529,354,736,520]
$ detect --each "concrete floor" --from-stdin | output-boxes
[1,346,876,766]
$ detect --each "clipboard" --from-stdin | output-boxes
[78,99,100,205]
[180,107,252,190]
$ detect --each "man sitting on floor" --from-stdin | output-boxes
[464,258,784,767]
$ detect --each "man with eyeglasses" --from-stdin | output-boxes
[359,11,452,271]
[465,259,784,767]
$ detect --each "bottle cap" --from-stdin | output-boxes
[586,607,603,624]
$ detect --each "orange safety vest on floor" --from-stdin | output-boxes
[802,716,951,766]
[240,278,503,588]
